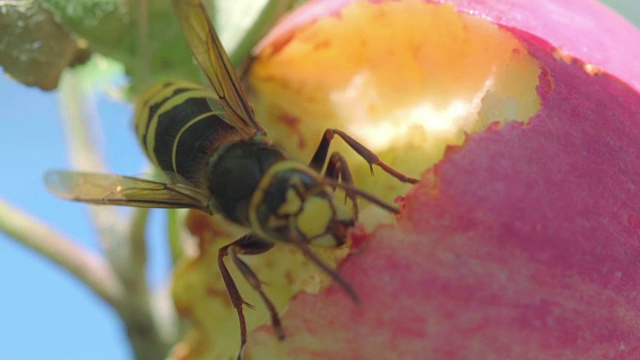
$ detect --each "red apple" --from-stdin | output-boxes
[231,0,640,359]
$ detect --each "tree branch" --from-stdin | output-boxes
[58,68,174,357]
[0,198,125,308]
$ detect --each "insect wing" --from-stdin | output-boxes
[173,0,264,136]
[45,170,209,211]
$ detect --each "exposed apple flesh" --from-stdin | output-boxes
[250,1,541,206]
[234,0,640,359]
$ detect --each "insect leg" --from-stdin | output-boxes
[323,152,360,219]
[218,234,278,359]
[229,242,285,340]
[309,129,420,184]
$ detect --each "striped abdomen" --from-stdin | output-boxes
[134,81,242,188]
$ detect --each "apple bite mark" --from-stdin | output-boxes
[251,1,541,206]
[243,1,640,360]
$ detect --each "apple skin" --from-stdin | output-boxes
[244,1,640,359]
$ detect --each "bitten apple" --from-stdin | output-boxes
[240,1,640,359]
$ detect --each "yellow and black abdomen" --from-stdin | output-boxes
[134,81,241,188]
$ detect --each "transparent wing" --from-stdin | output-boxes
[173,0,264,137]
[45,170,210,212]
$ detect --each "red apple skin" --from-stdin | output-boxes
[244,1,640,359]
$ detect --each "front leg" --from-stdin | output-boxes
[323,151,361,219]
[309,128,420,184]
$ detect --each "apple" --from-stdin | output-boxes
[241,0,640,359]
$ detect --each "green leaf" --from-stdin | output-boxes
[0,0,90,90]
[2,0,300,93]
[42,0,197,92]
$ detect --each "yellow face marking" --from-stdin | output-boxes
[276,188,303,216]
[333,200,354,222]
[311,233,340,248]
[289,175,305,193]
[296,196,333,239]
[248,161,322,241]
[266,215,288,230]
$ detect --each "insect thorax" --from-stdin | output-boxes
[206,139,287,225]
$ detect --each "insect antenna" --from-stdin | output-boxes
[324,178,401,214]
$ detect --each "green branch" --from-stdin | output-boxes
[0,198,125,308]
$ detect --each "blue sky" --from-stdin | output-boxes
[0,78,172,360]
